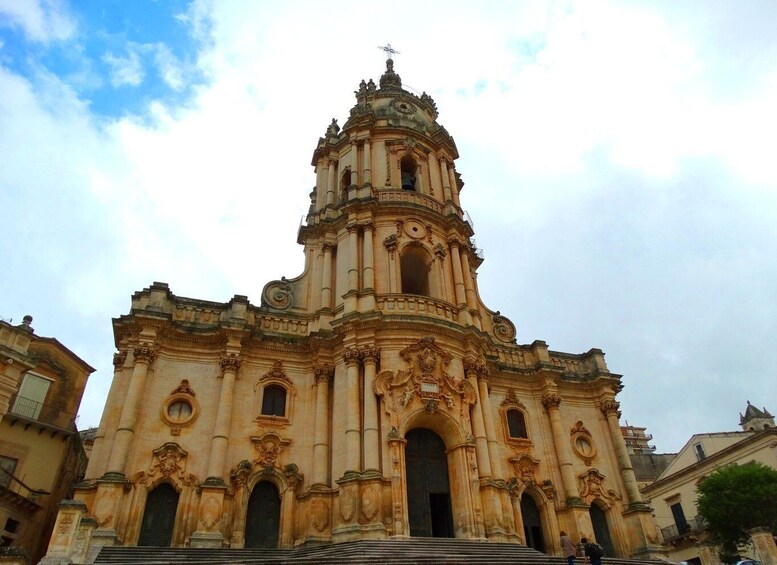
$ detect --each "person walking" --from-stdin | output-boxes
[580,537,604,565]
[560,531,577,565]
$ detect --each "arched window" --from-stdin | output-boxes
[261,385,287,417]
[400,155,417,191]
[507,409,528,439]
[400,246,431,296]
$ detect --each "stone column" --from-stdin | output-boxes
[106,345,156,476]
[326,158,336,207]
[600,399,644,508]
[385,237,398,293]
[542,393,581,504]
[343,347,362,475]
[321,244,334,310]
[749,527,777,565]
[362,347,380,473]
[440,158,452,202]
[362,223,375,291]
[427,152,439,197]
[697,541,722,565]
[434,246,448,301]
[448,239,467,306]
[448,163,461,207]
[350,141,359,187]
[464,359,492,478]
[363,139,372,185]
[312,365,332,486]
[460,247,477,310]
[347,224,359,292]
[206,355,241,480]
[87,351,127,478]
[476,371,503,479]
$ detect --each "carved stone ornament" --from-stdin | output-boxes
[171,379,196,397]
[220,354,242,374]
[262,278,294,310]
[342,346,361,365]
[509,453,541,486]
[383,234,398,257]
[501,388,526,410]
[600,399,622,418]
[260,360,292,385]
[463,357,489,380]
[113,351,127,369]
[577,468,621,506]
[361,346,380,364]
[314,364,333,384]
[251,432,290,469]
[131,442,197,489]
[311,499,330,533]
[570,421,597,466]
[542,394,562,411]
[492,312,517,343]
[375,337,475,424]
[230,460,252,491]
[133,346,156,364]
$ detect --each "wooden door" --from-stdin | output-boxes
[138,483,178,547]
[405,428,453,538]
[245,481,280,548]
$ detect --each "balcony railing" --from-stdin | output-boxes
[661,516,707,543]
[377,294,459,323]
[7,393,78,431]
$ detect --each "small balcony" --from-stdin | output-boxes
[661,516,707,543]
[7,393,79,432]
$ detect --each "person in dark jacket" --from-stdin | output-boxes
[580,537,603,565]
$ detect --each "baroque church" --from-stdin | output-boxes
[44,59,666,561]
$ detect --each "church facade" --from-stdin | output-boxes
[46,60,665,561]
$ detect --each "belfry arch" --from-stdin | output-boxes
[400,243,433,297]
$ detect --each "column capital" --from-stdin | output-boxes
[463,356,488,379]
[321,242,335,253]
[361,346,380,364]
[133,346,157,364]
[448,236,463,249]
[314,364,333,384]
[113,351,127,370]
[600,399,621,418]
[360,221,375,233]
[343,346,361,365]
[542,394,562,410]
[346,223,360,235]
[220,354,242,375]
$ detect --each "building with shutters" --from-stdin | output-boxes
[0,316,94,563]
[44,59,667,562]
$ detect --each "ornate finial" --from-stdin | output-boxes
[377,43,400,59]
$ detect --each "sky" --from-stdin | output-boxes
[1,0,776,454]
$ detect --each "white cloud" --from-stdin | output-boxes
[102,48,144,87]
[0,0,75,43]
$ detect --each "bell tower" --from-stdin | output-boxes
[291,57,485,332]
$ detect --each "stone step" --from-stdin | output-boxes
[94,539,669,565]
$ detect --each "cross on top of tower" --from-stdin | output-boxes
[377,43,400,60]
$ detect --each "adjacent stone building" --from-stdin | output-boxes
[641,403,777,564]
[0,316,94,563]
[46,60,666,562]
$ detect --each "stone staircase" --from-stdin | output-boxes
[94,538,672,565]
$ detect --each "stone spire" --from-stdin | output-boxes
[379,58,402,91]
[740,400,775,431]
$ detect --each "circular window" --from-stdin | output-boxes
[167,400,192,422]
[161,393,200,428]
[571,431,597,464]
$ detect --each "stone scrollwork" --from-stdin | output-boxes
[600,399,622,418]
[133,346,157,364]
[570,421,597,466]
[492,312,517,343]
[251,432,290,469]
[262,278,294,310]
[375,337,475,425]
[578,468,621,507]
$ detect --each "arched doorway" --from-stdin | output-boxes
[138,483,178,546]
[400,246,431,296]
[590,503,615,557]
[245,481,281,548]
[405,428,453,537]
[520,493,545,553]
